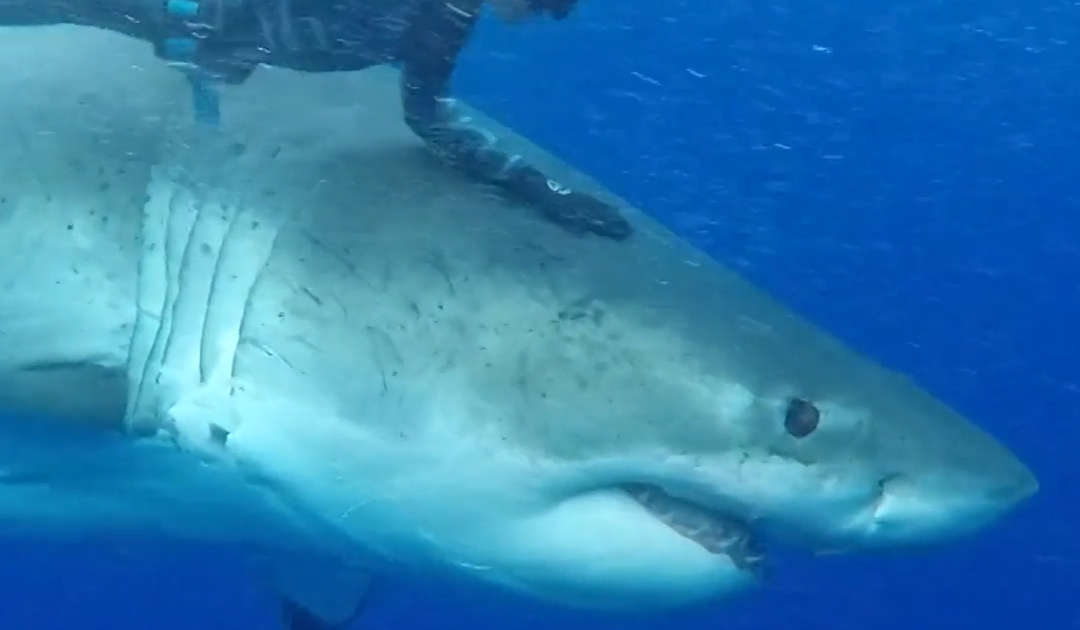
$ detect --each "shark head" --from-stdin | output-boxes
[297,251,1036,610]
[183,75,1037,610]
[210,205,1036,610]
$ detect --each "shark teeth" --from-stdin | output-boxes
[623,483,766,574]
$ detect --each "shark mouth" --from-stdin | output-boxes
[624,483,766,574]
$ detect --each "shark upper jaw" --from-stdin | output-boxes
[545,445,1039,607]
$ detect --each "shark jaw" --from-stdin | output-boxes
[207,375,1033,613]
[193,391,762,611]
[623,483,764,572]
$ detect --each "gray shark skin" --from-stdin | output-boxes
[0,26,1035,624]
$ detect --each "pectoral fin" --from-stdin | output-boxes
[257,555,375,630]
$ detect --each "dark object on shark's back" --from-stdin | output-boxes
[506,165,632,240]
[0,0,629,241]
[423,125,632,240]
[395,0,631,240]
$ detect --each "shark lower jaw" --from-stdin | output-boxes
[621,483,767,577]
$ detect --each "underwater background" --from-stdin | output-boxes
[0,0,1075,628]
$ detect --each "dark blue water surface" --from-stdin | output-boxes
[1,0,1076,628]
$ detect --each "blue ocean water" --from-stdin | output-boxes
[1,0,1076,628]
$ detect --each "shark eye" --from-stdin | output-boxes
[785,398,820,438]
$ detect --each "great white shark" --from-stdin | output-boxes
[0,25,1036,628]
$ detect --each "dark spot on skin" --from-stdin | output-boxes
[66,224,73,231]
[278,312,285,319]
[200,242,212,256]
[99,182,110,192]
[229,142,246,156]
[785,398,820,438]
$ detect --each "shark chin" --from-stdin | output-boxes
[502,483,766,609]
[0,25,1036,628]
[488,486,762,609]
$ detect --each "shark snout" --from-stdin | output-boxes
[866,453,1037,545]
[954,432,1040,521]
[985,460,1039,507]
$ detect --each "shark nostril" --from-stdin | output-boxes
[870,474,907,521]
